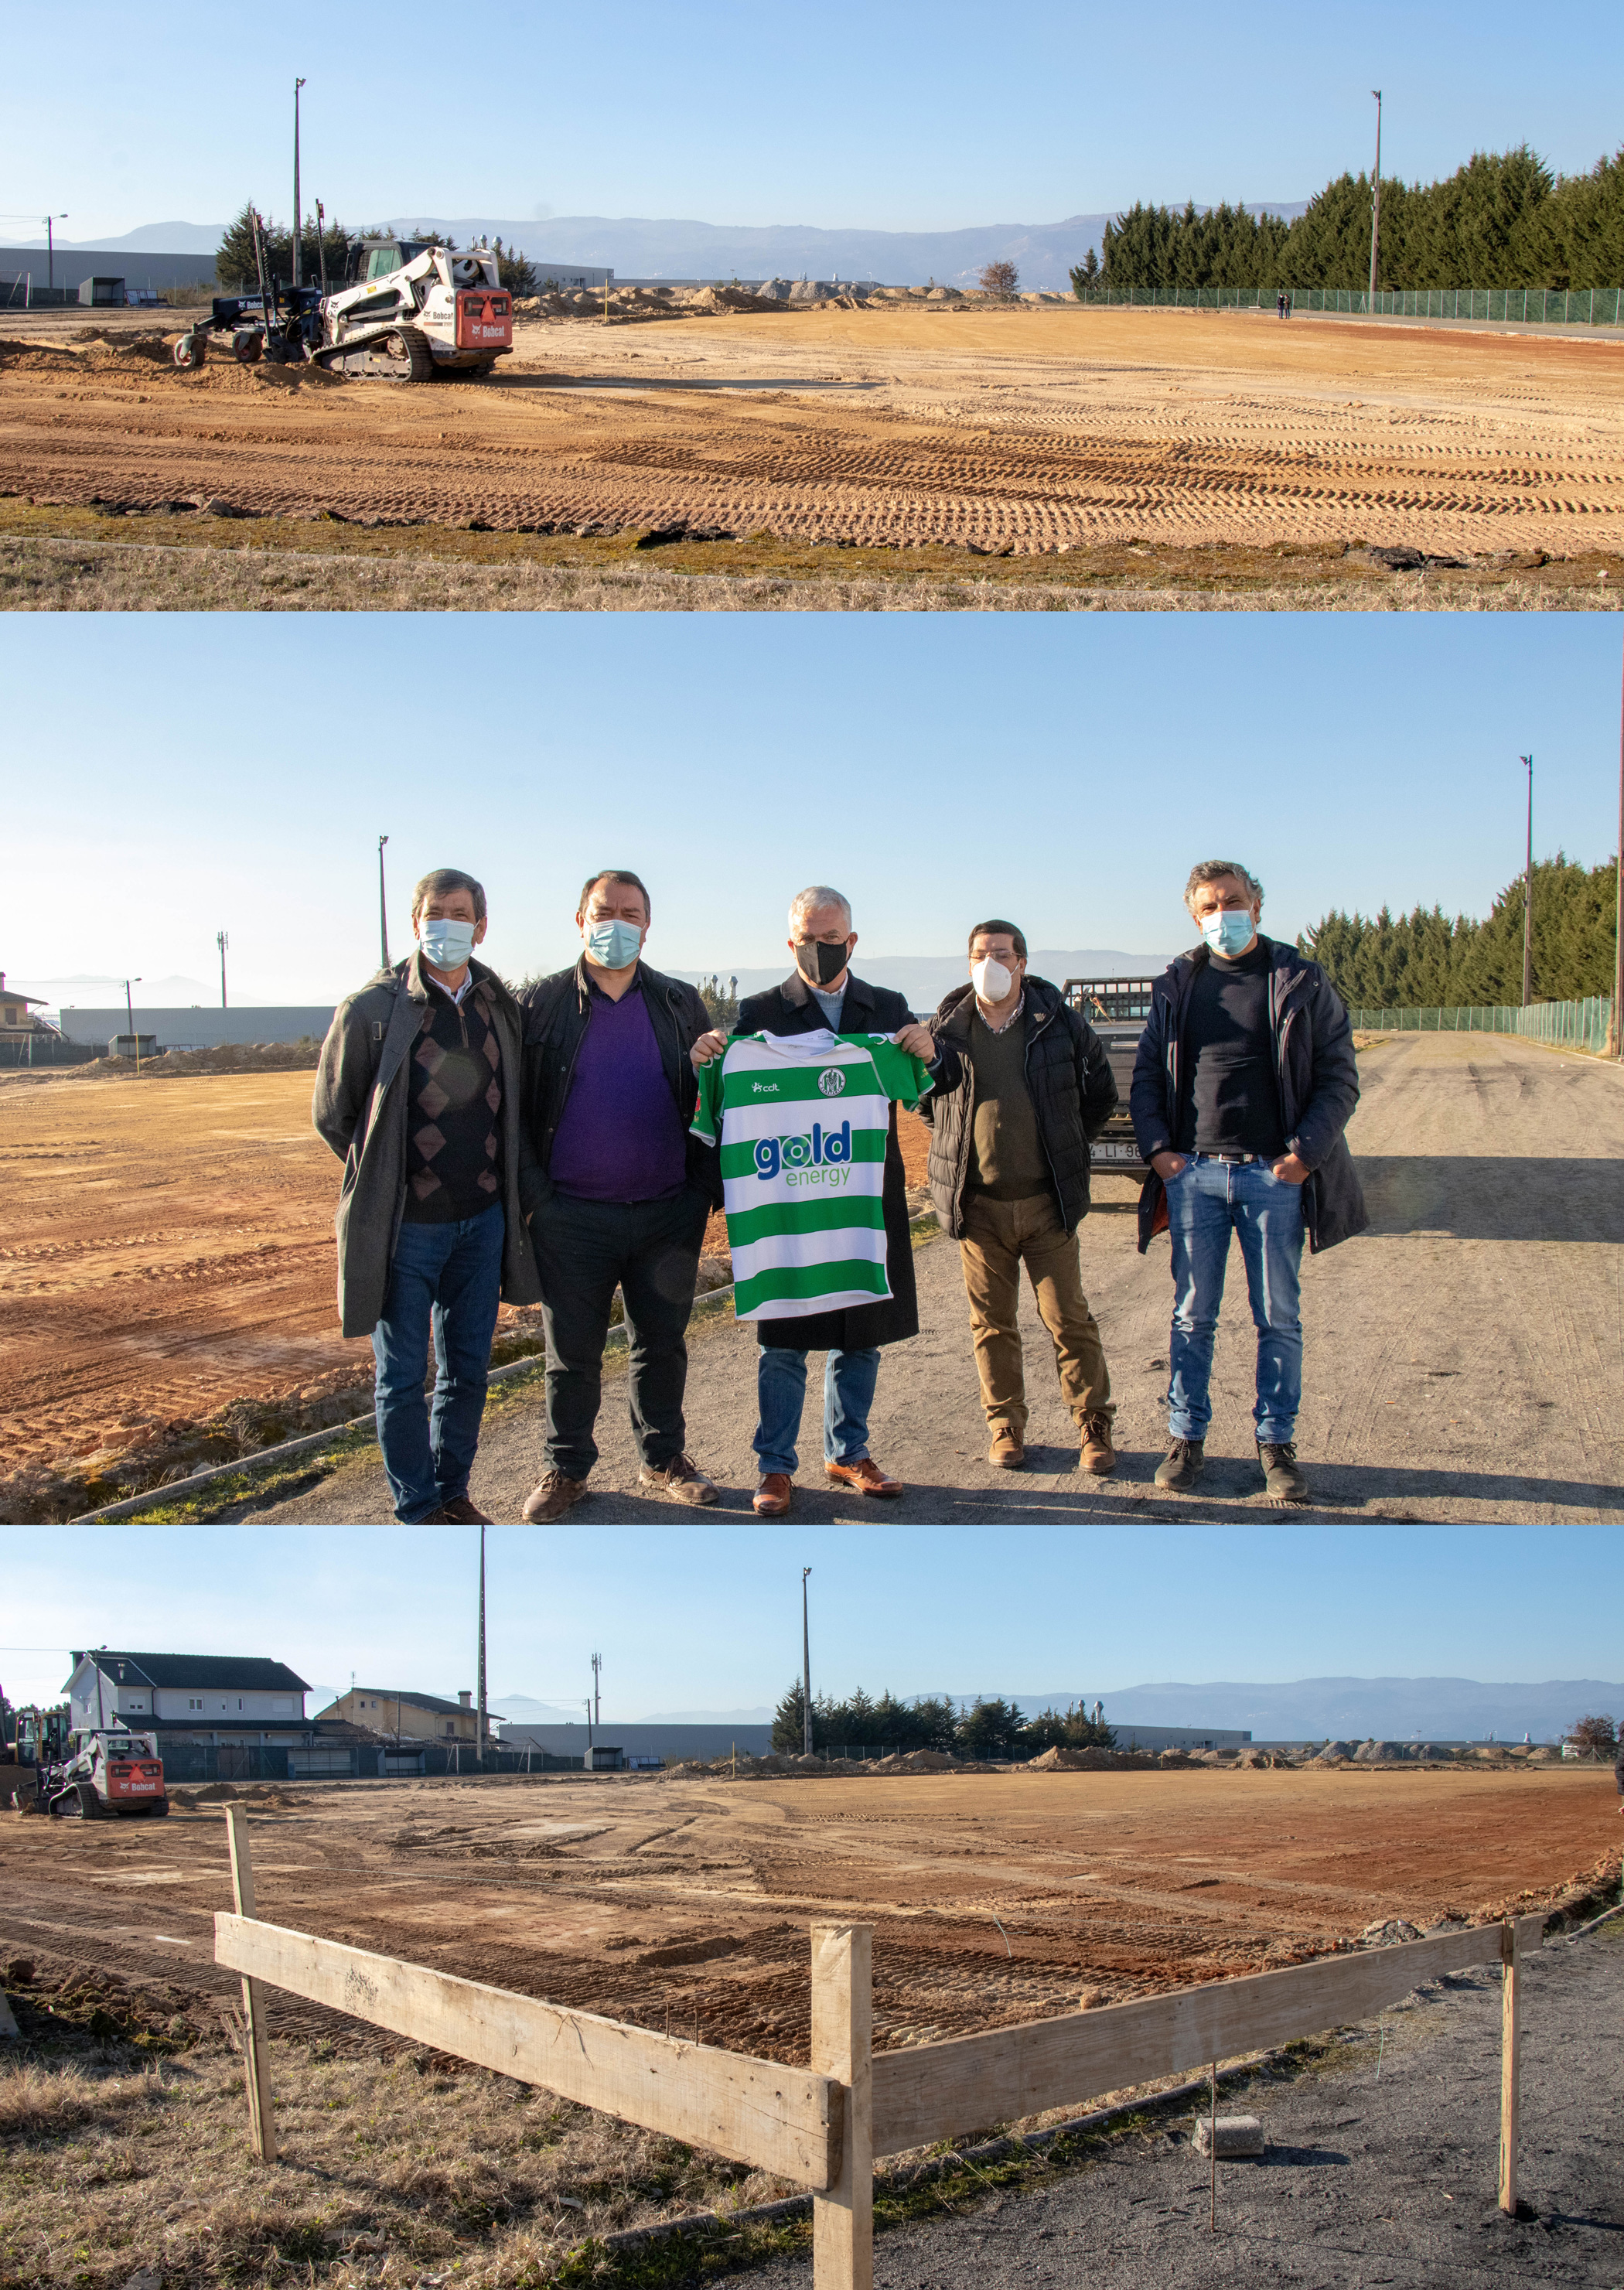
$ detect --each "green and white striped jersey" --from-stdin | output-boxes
[691,1029,935,1322]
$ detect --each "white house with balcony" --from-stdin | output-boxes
[64,1650,316,1746]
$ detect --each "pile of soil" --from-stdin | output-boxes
[64,1041,322,1081]
[1023,1746,1156,1772]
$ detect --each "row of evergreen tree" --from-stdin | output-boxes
[215,203,538,295]
[1298,854,1619,1009]
[1073,145,1623,294]
[771,1684,1115,1762]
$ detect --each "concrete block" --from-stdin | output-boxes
[1193,2113,1265,2157]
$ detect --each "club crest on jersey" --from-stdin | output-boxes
[817,1067,846,1097]
[754,1120,852,1180]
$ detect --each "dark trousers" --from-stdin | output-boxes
[371,1202,505,1524]
[532,1187,710,1479]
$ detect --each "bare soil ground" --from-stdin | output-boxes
[237,1031,1624,1526]
[2,1768,1614,2063]
[2,308,1621,607]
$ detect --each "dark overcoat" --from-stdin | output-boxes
[733,970,921,1351]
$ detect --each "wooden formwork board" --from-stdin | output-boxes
[214,1910,840,2187]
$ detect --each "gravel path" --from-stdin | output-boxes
[751,1920,1624,2290]
[238,1034,1623,1525]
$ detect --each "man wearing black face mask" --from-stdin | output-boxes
[923,920,1119,1475]
[692,886,945,1515]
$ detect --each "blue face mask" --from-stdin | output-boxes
[585,917,643,970]
[1201,909,1255,957]
[418,916,477,970]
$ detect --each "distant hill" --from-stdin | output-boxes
[675,950,1169,1012]
[32,206,1307,292]
[1000,1677,1622,1741]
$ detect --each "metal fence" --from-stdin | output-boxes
[157,1742,585,1784]
[1071,285,1624,326]
[1348,996,1615,1053]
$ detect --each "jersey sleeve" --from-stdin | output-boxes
[690,1050,725,1145]
[862,1036,936,1109]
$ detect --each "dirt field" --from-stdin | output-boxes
[1,1767,1614,2066]
[3,305,1622,577]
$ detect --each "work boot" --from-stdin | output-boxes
[753,1473,793,1517]
[1154,1438,1205,1492]
[826,1456,904,1498]
[1078,1413,1117,1476]
[1257,1442,1309,1503]
[988,1428,1025,1469]
[638,1453,718,1506]
[520,1469,589,1524]
[438,1495,493,1525]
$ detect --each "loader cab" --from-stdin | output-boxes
[349,238,432,285]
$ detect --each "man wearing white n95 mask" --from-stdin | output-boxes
[313,868,540,1525]
[921,920,1120,1475]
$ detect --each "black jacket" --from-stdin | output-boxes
[919,974,1117,1237]
[516,957,723,1220]
[1129,936,1367,1254]
[734,970,922,1351]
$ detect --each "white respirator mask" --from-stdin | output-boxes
[972,956,1015,1005]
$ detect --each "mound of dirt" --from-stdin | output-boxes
[1022,1746,1154,1772]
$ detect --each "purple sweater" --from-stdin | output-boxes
[550,978,687,1203]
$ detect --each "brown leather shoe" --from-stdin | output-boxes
[989,1429,1025,1469]
[1078,1413,1117,1476]
[826,1456,904,1498]
[753,1472,793,1517]
[520,1469,589,1524]
[438,1495,493,1524]
[638,1453,718,1506]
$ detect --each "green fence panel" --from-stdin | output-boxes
[1349,997,1614,1052]
[1073,285,1621,326]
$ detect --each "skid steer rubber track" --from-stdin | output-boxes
[317,324,435,383]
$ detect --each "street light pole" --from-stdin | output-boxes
[801,1568,814,1757]
[292,79,306,288]
[377,834,391,968]
[592,1652,602,1728]
[1368,93,1382,310]
[1520,755,1534,1008]
[217,930,229,1009]
[123,976,142,1070]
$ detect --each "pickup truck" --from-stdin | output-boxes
[1063,975,1158,1179]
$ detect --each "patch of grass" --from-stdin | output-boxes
[1,501,1619,612]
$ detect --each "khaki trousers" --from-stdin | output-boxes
[958,1191,1114,1440]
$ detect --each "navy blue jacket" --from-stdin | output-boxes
[1129,936,1367,1254]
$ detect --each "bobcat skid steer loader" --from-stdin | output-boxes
[314,237,514,380]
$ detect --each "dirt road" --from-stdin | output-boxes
[242,1032,1624,1525]
[3,306,1621,558]
[0,1766,1612,2065]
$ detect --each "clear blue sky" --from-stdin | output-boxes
[6,615,1620,1009]
[4,0,1621,243]
[3,1524,1619,1718]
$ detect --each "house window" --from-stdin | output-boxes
[188,1697,203,1711]
[445,1722,455,1737]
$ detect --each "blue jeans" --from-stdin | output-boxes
[1164,1157,1305,1446]
[754,1346,882,1476]
[371,1203,505,1523]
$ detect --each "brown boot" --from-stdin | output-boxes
[988,1428,1025,1469]
[637,1453,718,1506]
[753,1473,793,1517]
[1078,1413,1117,1476]
[520,1469,589,1524]
[438,1495,493,1525]
[826,1456,903,1498]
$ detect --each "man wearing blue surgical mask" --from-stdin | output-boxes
[515,870,723,1524]
[1130,861,1366,1507]
[313,868,541,1525]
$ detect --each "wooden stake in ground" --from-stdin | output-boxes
[1499,1917,1520,2213]
[223,1804,277,2163]
[812,1923,873,2290]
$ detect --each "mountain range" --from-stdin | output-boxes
[26,205,1307,292]
[676,950,1169,1008]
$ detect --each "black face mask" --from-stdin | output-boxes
[796,938,850,988]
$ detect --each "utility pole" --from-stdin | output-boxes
[45,213,67,293]
[585,1698,594,1755]
[1520,755,1534,1008]
[217,930,229,1008]
[591,1651,602,1728]
[1612,636,1624,1060]
[801,1568,814,1757]
[292,79,306,288]
[377,834,391,968]
[1368,91,1383,309]
[476,1524,487,1770]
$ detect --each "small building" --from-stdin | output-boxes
[77,275,126,306]
[0,972,48,1042]
[316,1688,504,1745]
[109,1033,159,1059]
[67,1649,312,1740]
